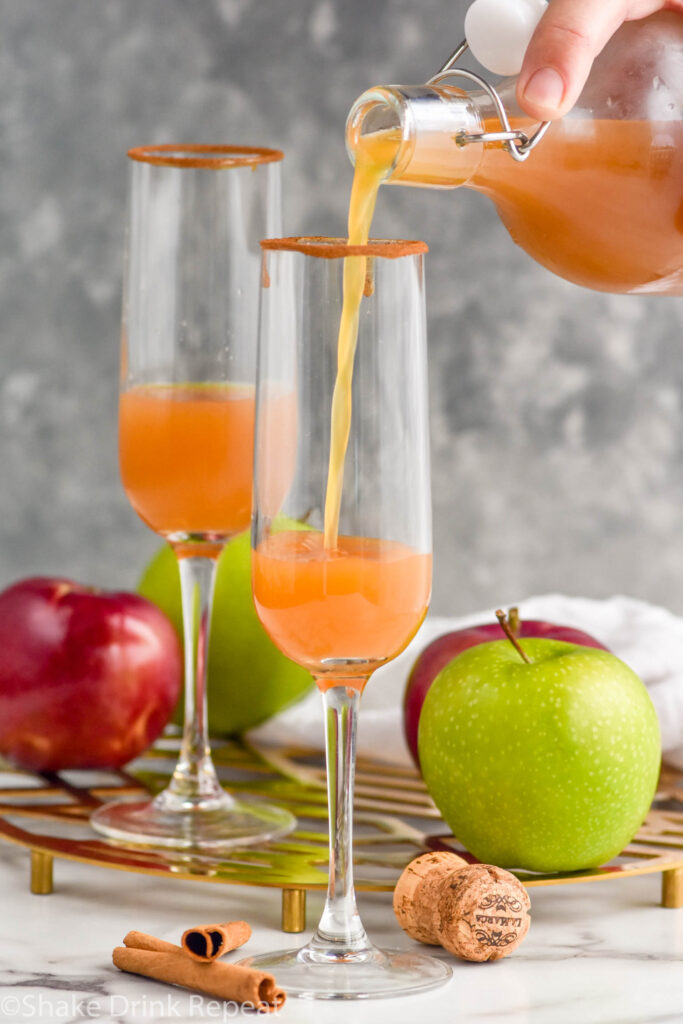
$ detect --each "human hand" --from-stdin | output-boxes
[516,0,683,119]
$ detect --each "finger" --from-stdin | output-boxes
[516,0,632,119]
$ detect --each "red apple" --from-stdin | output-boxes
[0,577,182,771]
[404,609,608,767]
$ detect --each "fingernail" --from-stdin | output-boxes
[523,67,565,110]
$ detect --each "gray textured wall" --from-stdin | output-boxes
[1,0,682,616]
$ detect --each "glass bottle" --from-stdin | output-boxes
[346,12,683,295]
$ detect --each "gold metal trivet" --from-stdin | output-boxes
[0,737,682,933]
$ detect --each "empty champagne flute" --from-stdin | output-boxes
[242,237,452,997]
[90,145,295,851]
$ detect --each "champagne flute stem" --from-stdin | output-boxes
[311,682,369,953]
[165,554,226,806]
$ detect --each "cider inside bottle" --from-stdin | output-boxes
[346,85,683,295]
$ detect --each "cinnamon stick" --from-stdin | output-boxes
[123,931,179,955]
[112,946,285,1013]
[181,921,251,962]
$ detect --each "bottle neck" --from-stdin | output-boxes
[346,83,488,189]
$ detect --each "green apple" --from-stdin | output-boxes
[138,532,313,735]
[418,637,660,872]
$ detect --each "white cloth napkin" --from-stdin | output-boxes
[248,594,683,770]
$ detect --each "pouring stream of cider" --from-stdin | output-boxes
[322,132,400,550]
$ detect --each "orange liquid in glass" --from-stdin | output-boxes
[120,383,293,542]
[252,531,431,684]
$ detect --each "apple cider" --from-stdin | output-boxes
[253,531,431,681]
[120,383,295,542]
[322,133,392,550]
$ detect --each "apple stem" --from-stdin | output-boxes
[508,606,520,636]
[496,609,531,664]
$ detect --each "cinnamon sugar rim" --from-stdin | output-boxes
[127,144,284,169]
[260,237,428,259]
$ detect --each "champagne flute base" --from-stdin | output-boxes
[238,941,452,1000]
[89,793,294,852]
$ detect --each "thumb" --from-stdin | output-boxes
[516,0,629,119]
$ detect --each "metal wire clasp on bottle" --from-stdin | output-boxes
[428,40,551,162]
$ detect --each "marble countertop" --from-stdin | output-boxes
[1,844,682,1024]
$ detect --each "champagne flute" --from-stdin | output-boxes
[242,237,452,997]
[90,145,295,851]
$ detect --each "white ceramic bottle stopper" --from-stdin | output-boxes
[464,0,548,76]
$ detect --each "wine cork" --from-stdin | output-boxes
[393,851,468,944]
[394,853,531,962]
[437,863,531,961]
